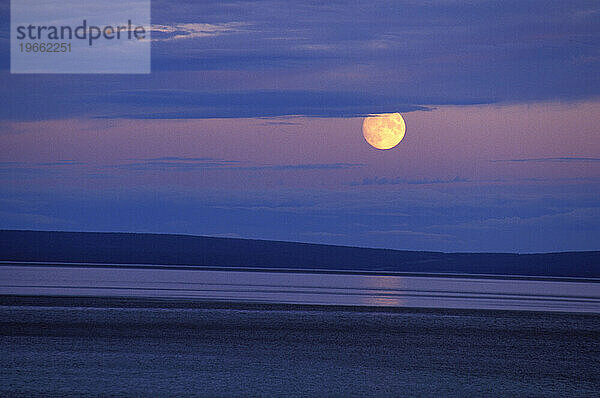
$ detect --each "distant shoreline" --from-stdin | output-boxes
[2,230,599,277]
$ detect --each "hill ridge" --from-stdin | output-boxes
[1,230,599,278]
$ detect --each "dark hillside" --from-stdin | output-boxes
[1,230,598,277]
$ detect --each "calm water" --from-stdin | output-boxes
[1,301,599,396]
[2,262,600,396]
[0,263,600,397]
[1,262,599,312]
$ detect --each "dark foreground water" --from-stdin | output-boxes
[1,297,599,397]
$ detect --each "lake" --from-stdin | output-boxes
[2,262,600,396]
[1,261,599,312]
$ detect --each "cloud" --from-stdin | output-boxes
[3,1,599,120]
[433,207,600,231]
[134,156,228,162]
[350,176,468,186]
[110,158,241,171]
[150,22,246,41]
[491,157,600,163]
[256,120,303,126]
[144,0,600,102]
[0,157,364,176]
[0,210,74,227]
[36,160,86,166]
[0,160,85,178]
[301,231,346,238]
[92,90,432,119]
[0,85,434,121]
[367,229,455,240]
[108,157,363,172]
[248,163,363,171]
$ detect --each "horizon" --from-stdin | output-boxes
[2,228,600,255]
[3,229,600,280]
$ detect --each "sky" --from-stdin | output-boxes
[0,0,599,252]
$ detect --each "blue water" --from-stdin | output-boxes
[1,261,599,312]
[1,301,599,396]
[2,262,599,396]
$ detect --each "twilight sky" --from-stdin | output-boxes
[1,0,599,252]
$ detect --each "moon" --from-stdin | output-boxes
[362,113,406,150]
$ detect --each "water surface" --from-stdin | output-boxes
[1,301,599,396]
[1,262,599,312]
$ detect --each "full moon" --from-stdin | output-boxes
[362,113,406,150]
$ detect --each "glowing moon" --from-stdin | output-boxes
[362,113,406,150]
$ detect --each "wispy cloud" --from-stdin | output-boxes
[36,160,86,166]
[135,157,226,162]
[109,157,363,172]
[367,229,455,240]
[0,160,86,178]
[0,210,73,226]
[301,231,346,238]
[429,208,600,232]
[491,157,600,163]
[110,158,240,171]
[92,90,431,120]
[350,176,468,186]
[256,120,303,126]
[0,157,363,174]
[150,22,246,41]
[248,163,363,171]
